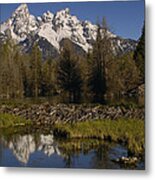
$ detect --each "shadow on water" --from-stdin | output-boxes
[0,127,144,169]
[0,94,144,107]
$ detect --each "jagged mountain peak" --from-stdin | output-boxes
[0,3,137,58]
[11,3,30,21]
[4,3,38,41]
[17,3,28,9]
[56,8,70,16]
[42,11,54,23]
[13,3,29,14]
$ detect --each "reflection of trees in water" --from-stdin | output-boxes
[57,148,76,168]
[90,144,129,169]
[1,133,60,164]
[90,144,118,169]
[63,151,81,168]
[60,140,103,168]
[0,140,3,164]
[64,154,72,168]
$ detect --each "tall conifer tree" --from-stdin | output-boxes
[88,18,112,103]
[134,24,145,83]
[57,42,82,103]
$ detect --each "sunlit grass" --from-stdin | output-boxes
[0,113,32,128]
[54,119,144,155]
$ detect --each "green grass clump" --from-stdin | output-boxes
[0,113,32,128]
[54,119,144,155]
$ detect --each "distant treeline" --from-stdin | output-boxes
[0,20,144,103]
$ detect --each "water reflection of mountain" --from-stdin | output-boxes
[0,134,144,169]
[2,133,60,164]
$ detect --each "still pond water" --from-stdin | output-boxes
[0,128,144,169]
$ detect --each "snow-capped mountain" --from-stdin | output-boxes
[0,3,137,58]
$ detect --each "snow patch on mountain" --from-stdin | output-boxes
[0,3,137,55]
[0,4,38,42]
[38,23,59,50]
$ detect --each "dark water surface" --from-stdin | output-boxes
[0,128,144,169]
[0,95,144,107]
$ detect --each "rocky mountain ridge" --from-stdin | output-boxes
[0,3,137,58]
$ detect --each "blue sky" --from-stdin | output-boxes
[0,1,144,40]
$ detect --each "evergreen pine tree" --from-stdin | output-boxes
[0,39,24,98]
[41,58,56,96]
[57,42,82,103]
[29,44,42,97]
[88,18,112,103]
[134,24,145,83]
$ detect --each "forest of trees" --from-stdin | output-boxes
[0,21,145,103]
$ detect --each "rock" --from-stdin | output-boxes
[113,156,138,165]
